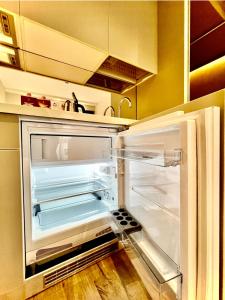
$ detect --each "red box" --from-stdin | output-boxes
[21,96,51,108]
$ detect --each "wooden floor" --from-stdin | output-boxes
[28,249,151,300]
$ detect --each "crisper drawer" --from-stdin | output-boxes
[31,135,111,163]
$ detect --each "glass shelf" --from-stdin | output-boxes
[32,179,110,205]
[111,148,181,167]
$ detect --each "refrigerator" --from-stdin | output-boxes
[20,106,220,300]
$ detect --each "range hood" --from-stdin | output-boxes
[87,56,152,93]
[0,7,154,93]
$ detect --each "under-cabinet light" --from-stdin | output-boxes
[0,32,13,45]
[190,55,225,76]
[0,44,15,64]
[0,44,15,55]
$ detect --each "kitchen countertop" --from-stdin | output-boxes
[0,103,135,126]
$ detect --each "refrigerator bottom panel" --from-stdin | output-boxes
[37,199,109,229]
[25,231,118,278]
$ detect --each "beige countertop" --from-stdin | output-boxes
[0,103,135,126]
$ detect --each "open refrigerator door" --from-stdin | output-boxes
[112,107,220,300]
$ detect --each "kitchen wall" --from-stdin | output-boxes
[136,1,187,119]
[111,87,137,119]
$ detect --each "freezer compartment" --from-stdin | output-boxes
[31,135,112,164]
[123,230,182,300]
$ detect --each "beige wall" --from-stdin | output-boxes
[111,87,137,119]
[137,1,187,119]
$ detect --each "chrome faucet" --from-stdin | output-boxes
[104,105,115,117]
[63,99,72,111]
[118,97,132,117]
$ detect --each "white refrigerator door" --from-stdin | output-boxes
[117,107,220,300]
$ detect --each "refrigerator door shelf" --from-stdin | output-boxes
[111,148,182,167]
[122,230,182,300]
[111,208,142,234]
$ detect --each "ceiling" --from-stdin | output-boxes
[190,0,225,71]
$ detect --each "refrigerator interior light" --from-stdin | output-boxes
[0,44,15,64]
[0,44,15,54]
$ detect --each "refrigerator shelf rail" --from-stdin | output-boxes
[111,148,182,167]
[131,185,180,220]
[32,180,110,204]
[32,176,104,189]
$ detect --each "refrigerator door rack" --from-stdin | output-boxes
[111,208,142,234]
[121,230,182,300]
[111,148,182,167]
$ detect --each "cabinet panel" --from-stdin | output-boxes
[0,113,19,149]
[0,150,23,296]
[20,1,109,52]
[20,17,107,72]
[109,1,157,73]
[20,50,93,85]
[0,1,19,14]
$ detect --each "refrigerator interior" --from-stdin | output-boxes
[31,162,117,240]
[25,131,119,248]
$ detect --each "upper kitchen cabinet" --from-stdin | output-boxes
[19,17,107,76]
[0,2,158,93]
[0,6,104,84]
[19,50,94,85]
[87,1,158,93]
[19,1,109,52]
[108,1,157,74]
[0,1,19,15]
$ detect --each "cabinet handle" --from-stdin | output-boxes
[41,139,47,160]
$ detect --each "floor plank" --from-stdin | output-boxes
[111,250,152,300]
[27,250,151,300]
[96,257,130,300]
